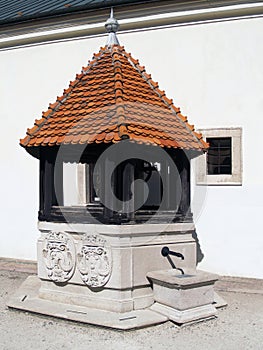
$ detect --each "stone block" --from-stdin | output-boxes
[147,269,218,324]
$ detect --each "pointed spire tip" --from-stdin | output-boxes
[105,8,120,46]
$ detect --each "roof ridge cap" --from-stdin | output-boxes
[111,46,129,140]
[81,46,107,74]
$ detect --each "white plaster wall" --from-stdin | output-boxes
[0,17,262,278]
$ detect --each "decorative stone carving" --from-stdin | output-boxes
[77,234,112,288]
[42,231,75,283]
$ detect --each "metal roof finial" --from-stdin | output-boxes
[105,8,120,46]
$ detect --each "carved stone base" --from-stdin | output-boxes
[36,222,197,313]
[7,222,224,328]
[6,276,168,330]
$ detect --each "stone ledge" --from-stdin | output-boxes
[215,276,263,295]
[0,257,37,274]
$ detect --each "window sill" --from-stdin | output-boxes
[197,173,242,186]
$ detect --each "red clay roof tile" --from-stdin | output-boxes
[20,44,208,151]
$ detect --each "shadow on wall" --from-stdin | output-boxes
[192,230,204,264]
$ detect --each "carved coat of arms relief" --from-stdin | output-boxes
[77,234,112,288]
[42,231,75,283]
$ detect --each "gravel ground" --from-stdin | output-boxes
[0,270,262,350]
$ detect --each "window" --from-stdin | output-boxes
[207,137,232,175]
[196,128,242,185]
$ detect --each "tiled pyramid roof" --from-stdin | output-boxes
[20,44,208,151]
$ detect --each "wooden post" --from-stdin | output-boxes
[39,149,57,220]
[177,151,190,216]
[161,159,170,211]
[122,161,135,221]
[39,149,45,218]
[103,158,115,222]
[54,155,63,206]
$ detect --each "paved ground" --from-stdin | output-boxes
[0,269,263,350]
